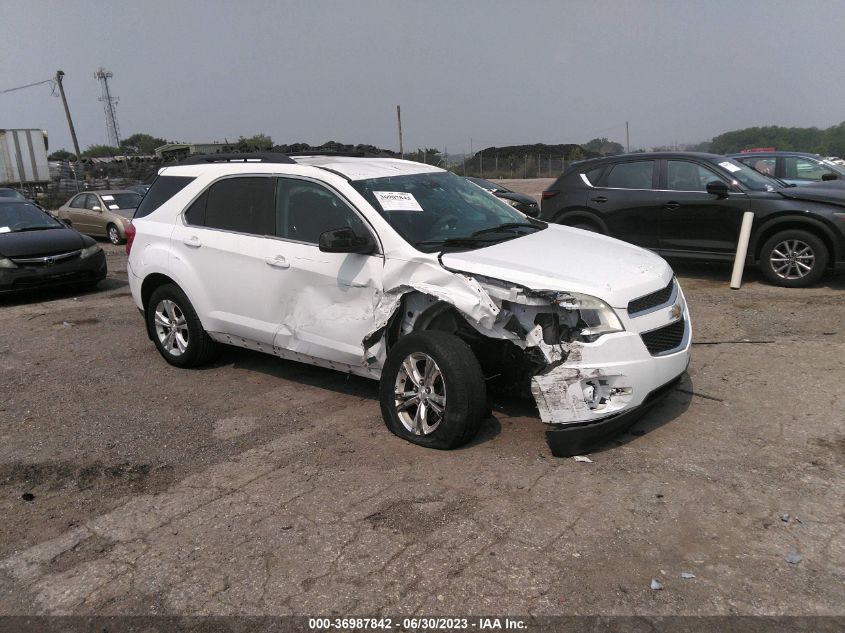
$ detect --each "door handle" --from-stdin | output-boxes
[264,255,290,268]
[182,235,202,247]
[590,196,608,203]
[664,202,681,210]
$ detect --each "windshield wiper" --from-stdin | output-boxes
[414,235,511,251]
[470,222,542,238]
[12,225,61,232]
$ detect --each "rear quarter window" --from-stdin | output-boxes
[133,175,195,219]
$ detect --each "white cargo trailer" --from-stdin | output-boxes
[0,129,50,186]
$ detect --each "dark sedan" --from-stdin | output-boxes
[467,177,540,216]
[0,200,107,294]
[540,152,845,287]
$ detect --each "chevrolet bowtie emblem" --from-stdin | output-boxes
[670,303,682,320]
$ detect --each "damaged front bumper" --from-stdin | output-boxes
[544,372,686,457]
[531,313,691,456]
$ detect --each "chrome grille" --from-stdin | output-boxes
[10,250,81,267]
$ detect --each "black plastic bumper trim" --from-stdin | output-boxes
[545,374,684,457]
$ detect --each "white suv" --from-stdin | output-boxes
[127,153,691,456]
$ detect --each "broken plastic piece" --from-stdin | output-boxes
[680,572,696,579]
[785,553,802,564]
[572,455,593,463]
[650,579,664,590]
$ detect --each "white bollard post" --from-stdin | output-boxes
[730,211,755,289]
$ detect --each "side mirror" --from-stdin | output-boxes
[706,180,730,198]
[821,172,838,181]
[91,205,101,212]
[318,227,376,254]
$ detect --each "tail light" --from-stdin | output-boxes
[125,223,136,255]
[541,190,560,200]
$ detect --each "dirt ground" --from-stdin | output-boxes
[0,184,843,618]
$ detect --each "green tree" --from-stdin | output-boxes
[237,134,274,151]
[568,146,585,161]
[81,144,121,157]
[48,148,76,161]
[120,133,168,155]
[583,137,624,155]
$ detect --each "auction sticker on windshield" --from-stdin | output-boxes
[374,191,423,212]
[718,161,742,173]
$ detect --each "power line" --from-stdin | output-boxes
[0,78,58,96]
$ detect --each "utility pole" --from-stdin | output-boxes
[55,70,81,159]
[626,121,630,153]
[396,105,404,158]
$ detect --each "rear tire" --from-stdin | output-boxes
[759,229,828,287]
[379,331,486,450]
[147,284,217,368]
[107,223,123,245]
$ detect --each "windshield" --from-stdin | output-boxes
[0,202,64,233]
[710,157,781,191]
[0,189,26,200]
[101,193,142,209]
[351,171,541,252]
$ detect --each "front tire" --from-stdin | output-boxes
[379,331,487,450]
[759,229,828,287]
[107,223,123,245]
[147,284,217,368]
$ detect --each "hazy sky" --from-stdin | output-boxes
[3,0,844,155]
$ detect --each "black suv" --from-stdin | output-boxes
[540,152,845,287]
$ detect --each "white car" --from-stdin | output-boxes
[127,153,691,456]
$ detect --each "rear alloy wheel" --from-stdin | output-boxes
[147,284,217,368]
[380,331,486,449]
[107,223,123,245]
[760,229,828,287]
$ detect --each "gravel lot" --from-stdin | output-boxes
[0,184,843,617]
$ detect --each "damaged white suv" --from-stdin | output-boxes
[127,153,691,456]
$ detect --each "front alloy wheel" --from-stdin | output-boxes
[394,352,447,436]
[379,330,486,450]
[153,299,189,357]
[760,229,828,287]
[769,238,815,281]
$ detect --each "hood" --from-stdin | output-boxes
[440,224,673,308]
[0,226,88,258]
[496,191,538,206]
[777,184,845,207]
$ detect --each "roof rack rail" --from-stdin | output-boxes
[287,150,397,159]
[176,152,295,165]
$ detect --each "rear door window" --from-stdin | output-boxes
[70,194,88,209]
[190,176,275,236]
[605,161,655,189]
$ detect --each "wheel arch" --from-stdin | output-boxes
[553,209,608,233]
[751,216,840,267]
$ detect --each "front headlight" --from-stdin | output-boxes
[553,292,624,341]
[0,257,17,269]
[79,244,101,259]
